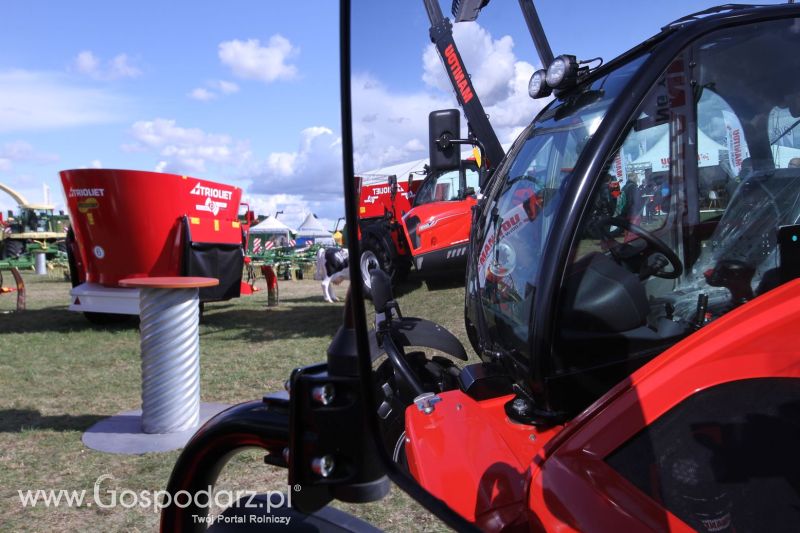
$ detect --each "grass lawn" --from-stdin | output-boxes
[0,270,467,531]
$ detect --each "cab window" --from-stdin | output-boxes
[465,165,480,195]
[607,379,800,532]
[555,18,800,396]
[414,169,459,205]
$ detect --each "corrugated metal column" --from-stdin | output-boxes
[118,276,219,436]
[139,286,201,433]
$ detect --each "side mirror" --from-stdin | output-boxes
[462,186,476,198]
[370,269,393,314]
[429,109,461,174]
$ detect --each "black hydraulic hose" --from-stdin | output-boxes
[160,399,290,533]
[381,333,426,397]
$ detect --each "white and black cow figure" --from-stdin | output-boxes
[315,247,350,303]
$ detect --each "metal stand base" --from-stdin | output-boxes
[82,402,230,454]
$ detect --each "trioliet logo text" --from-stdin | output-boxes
[190,183,233,201]
[69,188,105,198]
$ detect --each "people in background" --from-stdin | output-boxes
[614,175,642,222]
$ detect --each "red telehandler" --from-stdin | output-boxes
[355,146,482,295]
[354,0,509,296]
[163,2,800,531]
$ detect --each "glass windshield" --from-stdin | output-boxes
[414,168,460,206]
[474,54,648,355]
[413,162,480,207]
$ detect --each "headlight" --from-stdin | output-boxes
[528,69,551,99]
[546,54,578,90]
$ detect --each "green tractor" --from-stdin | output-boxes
[0,182,68,262]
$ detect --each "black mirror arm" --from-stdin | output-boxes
[437,136,486,164]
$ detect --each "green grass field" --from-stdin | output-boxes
[0,271,467,531]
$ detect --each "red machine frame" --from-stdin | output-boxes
[61,168,250,318]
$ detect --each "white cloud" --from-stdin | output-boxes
[350,22,546,172]
[218,36,298,83]
[249,126,342,201]
[109,54,141,79]
[126,118,252,174]
[423,22,517,107]
[72,50,141,80]
[124,119,345,223]
[0,70,127,133]
[90,159,102,168]
[187,80,240,102]
[243,193,341,231]
[188,87,217,101]
[350,73,450,173]
[1,141,58,163]
[0,141,59,172]
[422,22,545,141]
[74,51,99,76]
[214,80,239,94]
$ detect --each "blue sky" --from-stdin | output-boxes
[0,1,788,229]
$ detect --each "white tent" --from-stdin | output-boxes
[632,129,727,173]
[248,216,295,251]
[249,216,294,237]
[296,213,335,245]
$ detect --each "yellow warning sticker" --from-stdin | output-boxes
[232,221,240,228]
[190,217,200,224]
[214,220,220,231]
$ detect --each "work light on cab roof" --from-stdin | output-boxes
[529,53,599,99]
[527,68,550,99]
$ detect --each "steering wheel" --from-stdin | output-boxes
[602,217,683,279]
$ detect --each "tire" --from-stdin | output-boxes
[359,243,382,300]
[372,352,461,470]
[372,358,409,468]
[359,234,410,300]
[0,239,25,259]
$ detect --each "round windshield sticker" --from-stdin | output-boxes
[93,245,105,259]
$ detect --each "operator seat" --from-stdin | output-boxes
[705,164,800,299]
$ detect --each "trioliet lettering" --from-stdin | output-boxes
[190,183,233,201]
